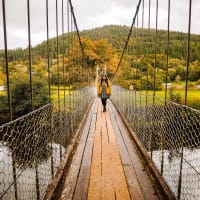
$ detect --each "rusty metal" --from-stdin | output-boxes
[27,0,33,110]
[2,0,12,122]
[164,0,171,104]
[46,0,51,103]
[184,0,192,106]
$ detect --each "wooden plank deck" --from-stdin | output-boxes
[57,98,159,200]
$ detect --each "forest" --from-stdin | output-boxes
[0,25,200,124]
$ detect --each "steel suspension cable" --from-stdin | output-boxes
[2,0,12,122]
[46,0,51,103]
[68,0,87,128]
[178,1,192,199]
[27,0,33,111]
[56,0,61,112]
[28,2,41,198]
[72,21,76,116]
[114,0,142,76]
[2,3,19,200]
[66,0,70,114]
[140,0,144,90]
[164,0,171,104]
[62,0,66,110]
[66,0,73,135]
[74,25,78,123]
[69,12,75,126]
[68,0,86,62]
[153,0,159,98]
[46,0,54,179]
[185,0,192,106]
[135,15,139,90]
[145,0,151,105]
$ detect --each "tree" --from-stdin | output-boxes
[0,71,5,85]
[10,77,49,119]
[189,61,200,81]
[168,68,177,81]
[0,96,9,125]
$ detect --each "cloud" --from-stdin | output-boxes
[72,0,112,30]
[0,0,200,49]
[73,3,135,30]
[135,0,200,34]
[112,0,137,8]
[0,0,67,48]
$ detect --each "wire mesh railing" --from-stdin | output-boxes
[112,85,200,200]
[0,86,95,200]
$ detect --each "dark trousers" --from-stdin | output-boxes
[101,98,107,108]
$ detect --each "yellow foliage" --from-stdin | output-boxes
[0,71,5,85]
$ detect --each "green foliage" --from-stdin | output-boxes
[169,88,182,103]
[1,25,200,84]
[189,61,200,81]
[0,71,5,85]
[81,25,200,62]
[11,77,49,119]
[0,95,9,124]
[196,79,200,85]
[0,77,49,125]
[188,96,200,110]
[0,25,200,111]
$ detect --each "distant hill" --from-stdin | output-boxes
[80,25,200,61]
[0,25,200,112]
[1,25,200,62]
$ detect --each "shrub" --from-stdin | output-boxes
[0,78,49,124]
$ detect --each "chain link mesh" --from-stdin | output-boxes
[112,85,200,200]
[0,87,95,200]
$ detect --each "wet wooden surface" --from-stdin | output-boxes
[58,98,159,200]
[88,100,131,200]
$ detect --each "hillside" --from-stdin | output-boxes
[0,25,200,84]
[30,25,200,61]
[0,25,200,120]
[1,25,200,61]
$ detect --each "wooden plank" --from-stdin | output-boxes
[107,144,131,200]
[82,114,97,166]
[101,142,114,200]
[101,112,109,143]
[73,113,98,200]
[88,114,97,138]
[109,102,159,200]
[107,108,143,200]
[123,166,145,200]
[107,110,131,165]
[92,100,99,114]
[105,112,116,143]
[107,110,134,199]
[72,167,91,200]
[120,125,158,200]
[87,100,103,199]
[59,100,98,200]
[88,100,131,200]
[44,99,96,200]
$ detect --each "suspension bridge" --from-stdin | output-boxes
[0,0,200,199]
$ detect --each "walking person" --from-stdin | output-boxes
[97,74,111,112]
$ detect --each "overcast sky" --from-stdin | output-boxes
[0,0,200,49]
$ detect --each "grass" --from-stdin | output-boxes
[115,88,200,110]
[0,85,72,104]
[51,88,70,102]
[1,83,199,109]
[51,86,81,111]
[145,89,200,109]
[51,85,72,91]
[0,91,6,96]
